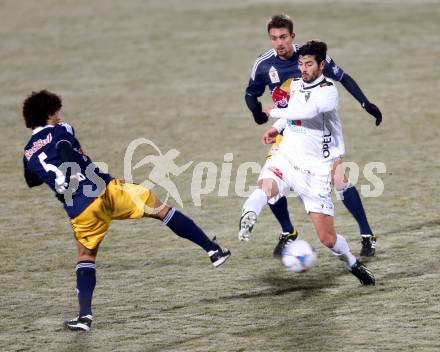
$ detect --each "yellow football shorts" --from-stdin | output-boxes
[70,179,157,250]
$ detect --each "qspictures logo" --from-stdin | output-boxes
[121,138,386,213]
[56,138,386,211]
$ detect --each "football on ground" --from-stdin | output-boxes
[281,240,318,273]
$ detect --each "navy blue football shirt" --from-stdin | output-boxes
[23,123,113,218]
[246,43,345,98]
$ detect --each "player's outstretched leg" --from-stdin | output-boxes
[239,178,280,242]
[161,207,231,267]
[268,195,299,258]
[143,191,231,267]
[239,188,267,241]
[120,183,231,267]
[310,212,375,286]
[239,188,268,241]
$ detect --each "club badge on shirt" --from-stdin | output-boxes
[269,66,280,84]
[305,91,311,101]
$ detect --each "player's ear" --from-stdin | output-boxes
[291,32,295,40]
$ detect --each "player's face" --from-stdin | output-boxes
[268,28,295,59]
[299,55,325,83]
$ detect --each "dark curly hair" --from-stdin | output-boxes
[297,40,328,65]
[22,90,62,129]
[267,14,294,34]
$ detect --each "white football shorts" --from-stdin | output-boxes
[259,153,334,216]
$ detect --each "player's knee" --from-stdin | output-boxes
[158,205,171,220]
[333,178,347,191]
[76,241,98,261]
[257,178,279,199]
[151,206,170,220]
[331,160,348,191]
[319,232,336,248]
[143,195,170,220]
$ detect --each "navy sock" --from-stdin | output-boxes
[342,186,373,235]
[76,261,96,317]
[163,208,216,252]
[268,196,294,234]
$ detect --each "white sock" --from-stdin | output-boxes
[331,234,357,267]
[242,188,268,217]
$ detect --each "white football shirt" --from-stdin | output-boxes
[270,74,345,171]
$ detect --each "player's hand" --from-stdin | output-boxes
[55,173,83,194]
[253,111,268,125]
[69,173,83,190]
[363,102,382,126]
[261,127,279,145]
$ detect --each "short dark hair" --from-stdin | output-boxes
[297,40,328,65]
[22,90,62,129]
[267,14,294,34]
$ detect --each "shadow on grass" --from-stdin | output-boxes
[259,270,337,293]
[159,266,346,314]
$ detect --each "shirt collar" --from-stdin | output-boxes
[32,125,55,135]
[302,74,325,88]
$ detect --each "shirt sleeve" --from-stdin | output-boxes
[270,85,338,121]
[23,157,43,187]
[272,118,287,132]
[323,54,345,82]
[245,58,267,97]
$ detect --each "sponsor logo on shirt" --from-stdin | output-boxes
[24,133,53,161]
[269,66,280,84]
[322,131,332,158]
